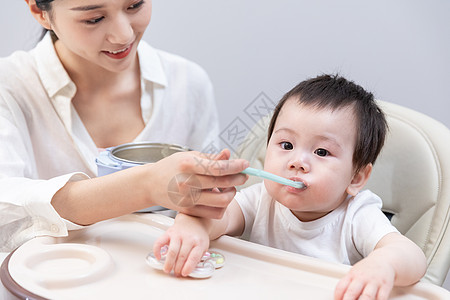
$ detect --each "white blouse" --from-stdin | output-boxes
[0,34,220,251]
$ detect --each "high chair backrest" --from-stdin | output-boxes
[234,100,450,286]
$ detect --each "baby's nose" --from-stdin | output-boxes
[289,159,310,173]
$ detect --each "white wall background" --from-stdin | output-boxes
[1,0,450,290]
[146,0,450,131]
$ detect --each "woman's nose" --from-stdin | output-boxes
[107,15,134,45]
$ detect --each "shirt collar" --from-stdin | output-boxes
[137,40,168,87]
[33,33,76,99]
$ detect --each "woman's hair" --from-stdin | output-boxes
[267,74,388,173]
[35,0,54,11]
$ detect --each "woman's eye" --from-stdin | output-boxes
[314,148,329,157]
[85,17,104,25]
[129,0,145,10]
[280,142,293,150]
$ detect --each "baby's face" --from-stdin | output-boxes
[264,98,358,222]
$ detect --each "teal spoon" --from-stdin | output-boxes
[242,167,306,189]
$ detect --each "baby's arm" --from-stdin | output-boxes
[153,200,244,277]
[334,232,427,300]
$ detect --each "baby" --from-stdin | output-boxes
[154,74,427,300]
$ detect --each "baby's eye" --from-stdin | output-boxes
[280,142,293,150]
[314,148,329,157]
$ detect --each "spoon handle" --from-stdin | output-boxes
[241,167,305,189]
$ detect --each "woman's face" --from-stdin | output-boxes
[43,0,152,73]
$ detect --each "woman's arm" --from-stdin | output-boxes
[51,149,249,225]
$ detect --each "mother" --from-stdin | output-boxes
[0,0,248,251]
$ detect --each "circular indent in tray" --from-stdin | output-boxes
[11,243,113,289]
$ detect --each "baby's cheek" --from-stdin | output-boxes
[263,180,280,199]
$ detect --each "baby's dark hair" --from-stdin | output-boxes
[267,74,387,173]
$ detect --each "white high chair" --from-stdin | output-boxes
[234,100,450,286]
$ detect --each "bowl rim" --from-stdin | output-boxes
[109,142,191,165]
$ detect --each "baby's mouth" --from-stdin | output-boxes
[289,177,307,189]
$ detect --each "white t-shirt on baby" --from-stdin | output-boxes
[235,183,399,265]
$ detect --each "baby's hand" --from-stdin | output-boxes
[153,213,210,277]
[334,257,395,300]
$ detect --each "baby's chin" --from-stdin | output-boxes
[264,181,286,198]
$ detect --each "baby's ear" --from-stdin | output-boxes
[346,163,372,196]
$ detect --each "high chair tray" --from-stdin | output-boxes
[2,213,449,300]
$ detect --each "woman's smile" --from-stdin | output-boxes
[102,42,134,59]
